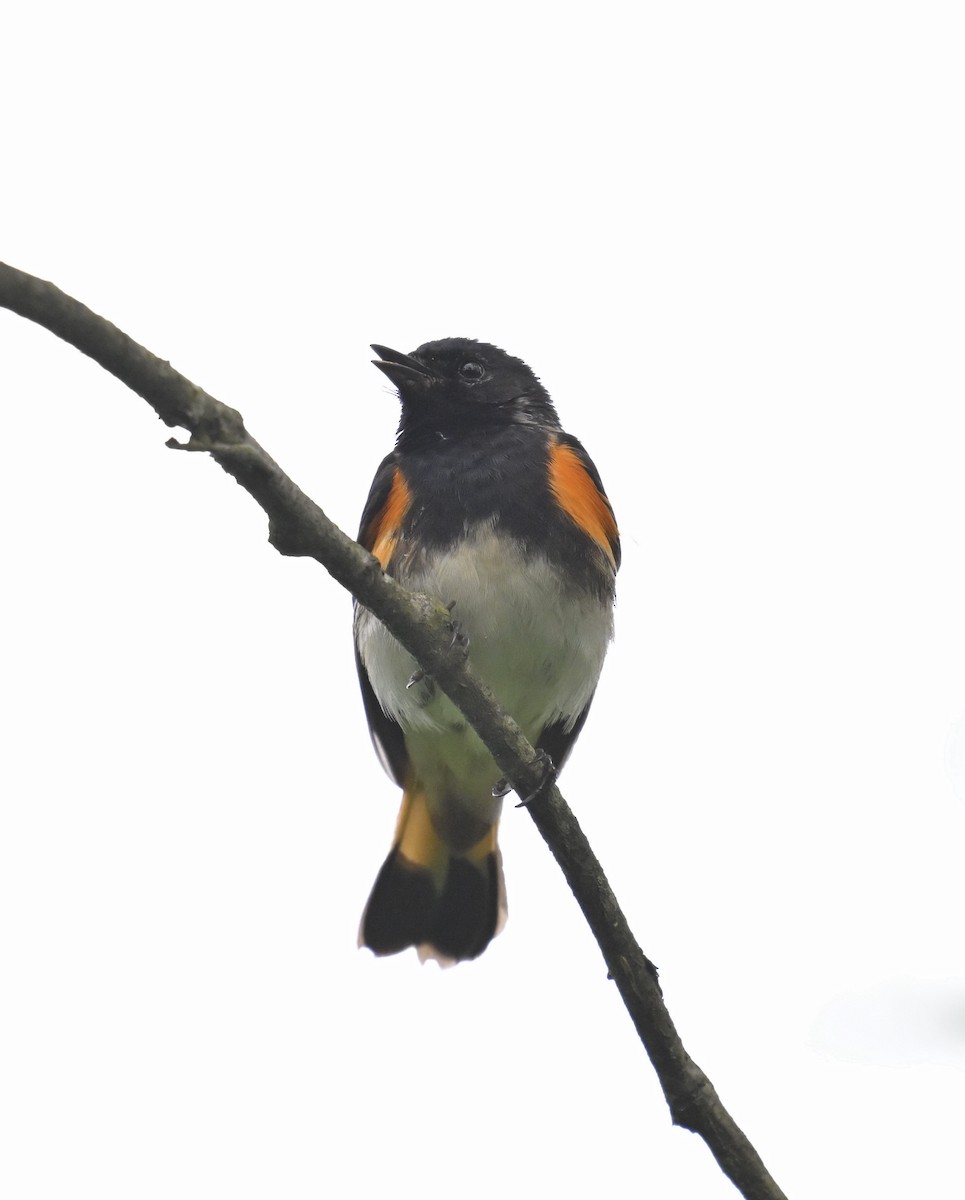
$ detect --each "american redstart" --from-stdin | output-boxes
[355,339,619,964]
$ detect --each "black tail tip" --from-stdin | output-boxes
[360,849,504,965]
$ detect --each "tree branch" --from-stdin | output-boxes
[0,261,788,1200]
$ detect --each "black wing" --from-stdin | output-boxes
[536,692,596,775]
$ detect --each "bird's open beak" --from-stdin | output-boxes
[371,344,437,388]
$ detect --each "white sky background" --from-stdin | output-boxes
[2,3,964,1196]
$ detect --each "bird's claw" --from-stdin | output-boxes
[448,618,469,651]
[514,751,557,807]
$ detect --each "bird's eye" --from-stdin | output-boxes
[459,360,485,381]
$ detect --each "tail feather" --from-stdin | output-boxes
[360,851,438,956]
[360,781,506,964]
[423,851,504,963]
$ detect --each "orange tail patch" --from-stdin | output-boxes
[360,779,506,965]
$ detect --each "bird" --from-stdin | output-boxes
[354,338,619,964]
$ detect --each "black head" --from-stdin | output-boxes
[371,338,559,441]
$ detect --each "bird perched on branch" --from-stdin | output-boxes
[355,339,619,964]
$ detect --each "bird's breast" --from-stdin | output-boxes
[355,525,613,742]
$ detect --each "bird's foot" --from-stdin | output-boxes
[515,750,557,807]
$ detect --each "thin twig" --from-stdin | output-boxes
[0,261,788,1200]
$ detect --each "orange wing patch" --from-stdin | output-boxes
[547,440,619,568]
[364,468,412,568]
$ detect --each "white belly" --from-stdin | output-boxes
[356,527,613,808]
